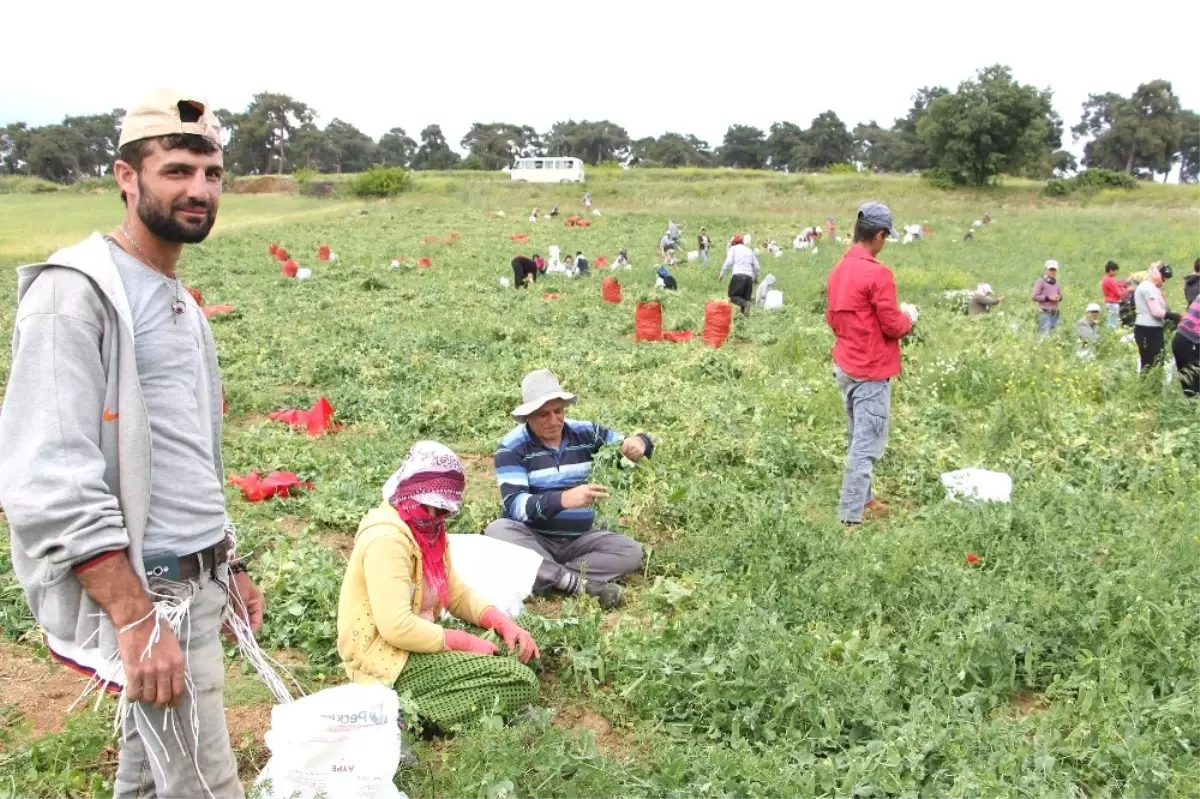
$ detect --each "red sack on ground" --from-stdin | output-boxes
[601,277,622,304]
[448,231,461,242]
[185,286,203,306]
[510,233,529,243]
[595,256,609,268]
[269,243,279,255]
[318,244,331,261]
[276,247,289,262]
[419,256,432,269]
[635,302,663,342]
[228,471,313,502]
[269,396,339,437]
[281,259,298,278]
[203,304,236,319]
[702,301,732,348]
[543,293,560,300]
[663,330,696,343]
[421,235,439,245]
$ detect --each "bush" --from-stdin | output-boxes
[348,165,412,197]
[922,168,957,190]
[292,167,316,188]
[1044,168,1139,197]
[824,162,858,175]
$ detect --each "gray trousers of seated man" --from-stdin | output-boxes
[484,519,643,594]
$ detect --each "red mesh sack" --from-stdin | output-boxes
[635,302,663,342]
[601,277,622,304]
[702,301,732,348]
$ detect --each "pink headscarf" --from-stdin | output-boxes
[383,442,466,607]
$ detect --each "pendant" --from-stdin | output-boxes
[171,300,186,316]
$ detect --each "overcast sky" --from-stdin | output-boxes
[3,0,1197,159]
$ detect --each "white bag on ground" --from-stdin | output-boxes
[256,683,408,799]
[686,250,699,261]
[446,534,542,618]
[940,468,1012,503]
[764,290,783,311]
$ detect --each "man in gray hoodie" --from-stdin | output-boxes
[0,90,263,798]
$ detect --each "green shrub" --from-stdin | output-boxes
[922,168,957,189]
[0,175,62,194]
[1073,168,1139,190]
[348,165,412,197]
[1044,178,1071,196]
[292,167,316,188]
[824,162,858,175]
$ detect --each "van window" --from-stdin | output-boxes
[534,160,544,169]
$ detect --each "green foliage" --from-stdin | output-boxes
[0,708,115,797]
[1074,81,1191,178]
[718,125,768,169]
[919,65,1057,186]
[348,165,413,197]
[824,162,857,175]
[292,167,316,188]
[922,167,957,189]
[1045,168,1139,196]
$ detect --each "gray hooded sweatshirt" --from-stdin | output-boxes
[0,233,225,669]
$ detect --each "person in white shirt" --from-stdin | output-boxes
[717,234,761,315]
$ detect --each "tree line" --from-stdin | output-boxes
[2,66,1195,187]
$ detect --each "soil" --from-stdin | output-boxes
[278,515,307,536]
[229,176,298,195]
[1008,690,1050,718]
[551,703,636,760]
[0,643,91,740]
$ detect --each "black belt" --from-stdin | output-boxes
[144,539,229,581]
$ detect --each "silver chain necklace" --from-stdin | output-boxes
[118,225,186,322]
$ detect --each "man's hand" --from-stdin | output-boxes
[620,436,646,461]
[562,484,610,509]
[116,615,186,708]
[224,570,265,641]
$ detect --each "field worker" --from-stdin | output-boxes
[1185,259,1200,305]
[659,233,676,259]
[825,201,916,526]
[755,273,778,308]
[534,254,546,274]
[1134,262,1174,372]
[485,370,652,610]
[826,216,836,240]
[337,441,540,734]
[575,251,590,275]
[1032,260,1063,335]
[583,191,592,210]
[656,264,678,290]
[717,233,761,315]
[0,90,264,797]
[1171,296,1200,397]
[698,227,712,265]
[667,220,682,241]
[511,254,539,288]
[548,204,560,218]
[969,283,1005,315]
[615,248,631,269]
[1101,260,1129,329]
[1075,303,1102,343]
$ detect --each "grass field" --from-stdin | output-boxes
[0,171,1197,798]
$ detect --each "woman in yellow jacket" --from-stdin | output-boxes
[337,441,540,729]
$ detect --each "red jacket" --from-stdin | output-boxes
[825,245,912,380]
[1101,275,1127,304]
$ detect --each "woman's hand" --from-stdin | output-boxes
[443,629,498,656]
[481,608,541,663]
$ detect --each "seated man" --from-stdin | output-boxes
[485,369,651,609]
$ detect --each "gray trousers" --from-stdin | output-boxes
[484,518,643,594]
[114,566,243,799]
[834,366,892,523]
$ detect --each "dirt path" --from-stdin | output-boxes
[0,642,92,740]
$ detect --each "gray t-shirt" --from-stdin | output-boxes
[108,240,226,557]
[1134,280,1165,328]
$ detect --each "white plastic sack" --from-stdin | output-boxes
[940,468,1012,503]
[764,290,783,311]
[446,534,542,618]
[297,268,313,280]
[256,683,408,799]
[655,276,666,289]
[498,277,511,288]
[686,250,699,261]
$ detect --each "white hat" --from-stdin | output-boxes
[977,283,993,296]
[512,369,577,420]
[1045,259,1059,271]
[1086,303,1101,313]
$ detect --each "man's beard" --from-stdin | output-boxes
[136,177,217,244]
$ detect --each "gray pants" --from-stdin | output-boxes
[834,366,892,523]
[484,519,643,594]
[114,566,243,799]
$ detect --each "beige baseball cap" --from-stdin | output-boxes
[118,89,222,149]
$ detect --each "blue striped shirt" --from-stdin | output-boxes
[495,419,623,535]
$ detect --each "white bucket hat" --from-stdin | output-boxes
[512,369,576,420]
[976,283,992,296]
[1086,303,1101,313]
[1045,259,1059,272]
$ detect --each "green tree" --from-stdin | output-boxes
[288,123,336,172]
[411,125,461,170]
[546,120,631,165]
[1177,110,1199,183]
[377,128,417,168]
[62,109,124,176]
[717,125,767,169]
[802,111,854,169]
[25,125,87,183]
[324,119,376,173]
[1073,81,1184,178]
[765,122,805,171]
[634,132,711,167]
[918,65,1055,186]
[1050,150,1078,177]
[1,122,32,174]
[460,123,543,170]
[238,93,314,174]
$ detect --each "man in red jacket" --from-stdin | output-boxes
[825,202,917,525]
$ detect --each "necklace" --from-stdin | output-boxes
[118,225,186,321]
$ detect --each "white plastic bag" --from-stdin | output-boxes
[940,468,1012,503]
[764,290,783,311]
[446,534,542,618]
[256,683,408,799]
[297,268,313,280]
[686,250,699,262]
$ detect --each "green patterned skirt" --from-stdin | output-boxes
[395,651,539,728]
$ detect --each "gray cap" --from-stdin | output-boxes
[857,201,897,237]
